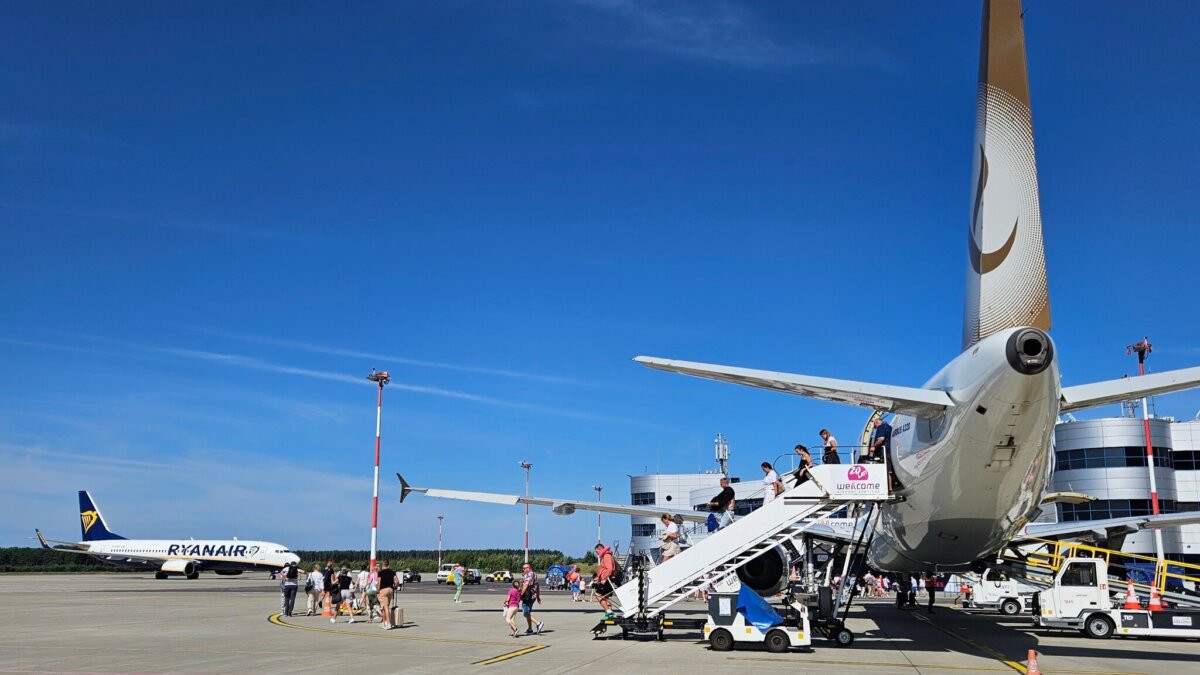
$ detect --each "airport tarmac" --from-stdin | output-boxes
[1,574,1197,674]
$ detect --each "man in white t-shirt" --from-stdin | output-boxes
[761,462,780,504]
[659,514,681,561]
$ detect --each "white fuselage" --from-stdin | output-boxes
[83,539,300,573]
[867,327,1060,572]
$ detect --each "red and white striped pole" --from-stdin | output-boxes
[1128,339,1165,586]
[367,369,391,572]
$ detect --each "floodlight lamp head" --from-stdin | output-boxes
[367,369,391,385]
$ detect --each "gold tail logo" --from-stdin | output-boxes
[80,510,99,534]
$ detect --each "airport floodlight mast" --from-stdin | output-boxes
[1126,337,1166,578]
[593,484,603,544]
[366,368,391,572]
[520,461,533,563]
[715,433,730,477]
[437,515,444,569]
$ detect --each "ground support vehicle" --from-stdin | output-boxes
[704,590,812,653]
[490,570,512,583]
[436,564,453,583]
[1034,557,1200,639]
[467,568,483,584]
[401,569,420,583]
[962,569,1033,615]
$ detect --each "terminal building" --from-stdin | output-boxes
[627,415,1200,562]
[1050,415,1200,563]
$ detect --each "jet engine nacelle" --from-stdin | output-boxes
[735,547,790,596]
[160,559,197,577]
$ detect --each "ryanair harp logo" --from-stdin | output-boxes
[80,510,100,534]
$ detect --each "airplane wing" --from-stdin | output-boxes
[634,356,956,418]
[1061,365,1200,413]
[34,529,90,553]
[1017,511,1200,544]
[397,474,708,523]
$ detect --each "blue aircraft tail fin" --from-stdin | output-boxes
[78,491,126,541]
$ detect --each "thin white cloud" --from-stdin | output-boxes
[6,333,666,429]
[575,0,828,69]
[185,327,584,385]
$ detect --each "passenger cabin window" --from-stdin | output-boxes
[1060,562,1097,587]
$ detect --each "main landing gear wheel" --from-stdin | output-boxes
[765,629,790,653]
[186,571,200,580]
[1083,614,1114,639]
[833,627,854,647]
[709,628,734,652]
[154,572,167,580]
[1000,599,1021,616]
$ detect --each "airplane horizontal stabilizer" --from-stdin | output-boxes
[1060,365,1200,413]
[634,357,955,417]
[397,474,708,522]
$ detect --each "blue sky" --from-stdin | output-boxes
[2,1,1198,557]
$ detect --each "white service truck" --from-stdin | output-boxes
[1034,557,1200,639]
[963,569,1033,615]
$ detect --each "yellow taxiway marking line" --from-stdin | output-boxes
[909,611,1028,674]
[472,645,550,665]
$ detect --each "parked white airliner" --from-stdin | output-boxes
[400,0,1200,573]
[36,491,299,578]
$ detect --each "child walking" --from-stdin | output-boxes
[504,580,521,637]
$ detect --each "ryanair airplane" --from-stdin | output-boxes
[36,491,299,578]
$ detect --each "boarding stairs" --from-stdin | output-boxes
[994,536,1200,609]
[613,464,893,619]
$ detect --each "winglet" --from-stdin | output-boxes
[35,529,50,549]
[397,473,422,504]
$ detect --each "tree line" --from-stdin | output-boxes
[0,546,594,574]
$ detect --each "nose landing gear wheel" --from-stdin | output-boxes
[709,628,734,652]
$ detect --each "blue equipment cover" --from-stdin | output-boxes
[736,585,784,632]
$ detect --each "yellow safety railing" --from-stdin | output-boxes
[1004,537,1200,593]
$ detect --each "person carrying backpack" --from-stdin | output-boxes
[593,543,621,619]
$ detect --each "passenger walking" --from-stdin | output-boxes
[819,429,840,464]
[504,580,522,637]
[761,462,781,504]
[568,565,582,602]
[790,445,814,487]
[452,562,466,603]
[519,562,545,634]
[279,561,299,617]
[322,560,336,615]
[332,567,355,623]
[659,513,681,562]
[376,560,398,629]
[305,564,324,615]
[706,477,736,529]
[593,544,617,619]
[359,566,381,623]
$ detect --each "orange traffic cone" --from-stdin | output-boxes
[1027,649,1042,675]
[1148,585,1164,612]
[322,594,333,617]
[1122,578,1141,610]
